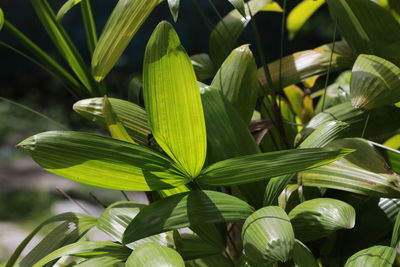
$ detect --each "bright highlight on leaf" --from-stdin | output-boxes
[56,0,82,22]
[92,0,163,81]
[0,8,4,31]
[168,0,180,22]
[143,21,207,178]
[17,131,188,191]
[227,0,246,16]
[126,243,185,267]
[261,1,283,12]
[287,0,325,40]
[350,54,400,110]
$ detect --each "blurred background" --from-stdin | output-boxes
[0,0,336,262]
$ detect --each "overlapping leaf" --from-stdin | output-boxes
[143,22,207,178]
[92,0,163,81]
[18,131,187,191]
[126,243,184,267]
[123,190,254,243]
[292,239,319,267]
[344,246,397,267]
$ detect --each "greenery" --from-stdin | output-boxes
[2,0,400,266]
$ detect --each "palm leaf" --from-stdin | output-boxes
[344,246,397,267]
[126,243,184,267]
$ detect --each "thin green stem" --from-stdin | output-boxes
[0,97,69,130]
[278,0,287,93]
[361,112,370,138]
[321,21,337,112]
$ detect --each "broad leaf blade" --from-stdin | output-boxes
[123,190,254,243]
[144,22,207,178]
[287,0,325,40]
[242,206,295,264]
[391,211,400,247]
[288,198,356,242]
[102,96,134,143]
[126,243,184,267]
[31,241,130,267]
[174,233,222,260]
[292,239,319,267]
[74,256,124,266]
[18,131,187,191]
[92,0,163,81]
[350,54,400,109]
[211,45,259,124]
[227,0,246,17]
[73,97,150,145]
[344,246,397,267]
[298,120,349,148]
[191,53,215,81]
[197,148,352,186]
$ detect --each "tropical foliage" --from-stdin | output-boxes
[2,0,400,266]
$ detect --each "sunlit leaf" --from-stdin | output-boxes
[242,206,295,264]
[144,22,207,178]
[383,134,400,150]
[92,0,163,81]
[31,241,131,267]
[73,97,150,145]
[260,2,283,12]
[287,0,325,40]
[123,190,254,243]
[56,0,82,22]
[211,45,259,124]
[102,96,134,143]
[0,8,4,31]
[126,243,184,267]
[227,0,246,17]
[344,246,397,267]
[298,120,349,148]
[284,85,304,118]
[350,54,400,109]
[289,198,356,242]
[18,131,188,191]
[197,147,352,186]
[74,256,124,266]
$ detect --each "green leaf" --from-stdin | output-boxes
[287,0,325,40]
[344,246,397,267]
[299,138,400,197]
[74,256,125,266]
[56,0,82,22]
[97,201,172,250]
[242,206,295,264]
[298,120,349,148]
[326,0,400,66]
[92,0,163,81]
[31,241,131,267]
[0,8,4,31]
[31,0,97,94]
[102,96,134,143]
[263,174,294,206]
[20,219,95,267]
[350,54,400,109]
[126,243,184,267]
[123,190,254,243]
[197,147,352,186]
[73,97,150,145]
[284,85,304,118]
[373,142,400,174]
[143,22,207,178]
[292,239,319,267]
[18,131,188,191]
[288,198,356,242]
[185,254,232,267]
[211,45,259,124]
[209,0,271,67]
[391,211,400,247]
[168,0,180,22]
[191,53,215,81]
[296,102,400,145]
[227,0,246,17]
[6,213,96,267]
[174,233,222,260]
[80,0,98,55]
[259,41,354,92]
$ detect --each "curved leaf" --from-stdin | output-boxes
[292,239,319,267]
[144,21,206,178]
[0,8,4,31]
[391,211,400,247]
[288,198,356,242]
[287,0,325,40]
[197,147,352,186]
[191,53,215,81]
[351,54,400,109]
[56,0,82,22]
[74,256,124,266]
[126,243,184,267]
[18,131,187,191]
[344,246,397,267]
[185,254,232,267]
[174,233,222,260]
[73,97,150,145]
[242,206,295,264]
[123,190,254,243]
[92,0,163,81]
[227,0,246,16]
[209,0,271,66]
[31,241,130,267]
[211,44,259,124]
[298,120,349,148]
[299,138,400,197]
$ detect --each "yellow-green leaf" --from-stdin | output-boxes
[92,0,163,81]
[261,2,283,12]
[0,8,4,31]
[143,22,207,178]
[56,0,82,22]
[126,243,184,267]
